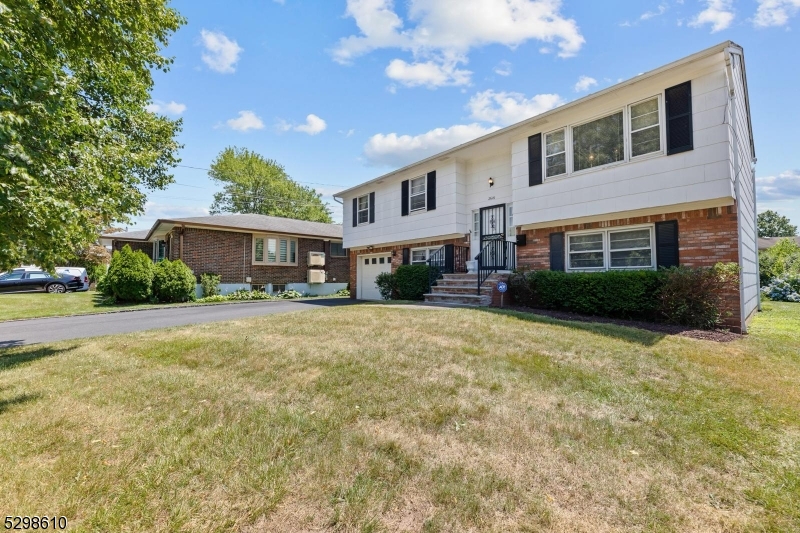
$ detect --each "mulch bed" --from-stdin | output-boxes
[501,305,742,343]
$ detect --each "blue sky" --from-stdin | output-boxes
[132,0,800,231]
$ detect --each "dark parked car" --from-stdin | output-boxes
[0,271,83,293]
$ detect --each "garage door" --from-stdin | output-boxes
[357,253,392,300]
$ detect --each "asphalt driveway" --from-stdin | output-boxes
[0,298,357,348]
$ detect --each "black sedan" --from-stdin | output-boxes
[0,271,84,293]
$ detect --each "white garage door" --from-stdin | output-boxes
[357,253,392,300]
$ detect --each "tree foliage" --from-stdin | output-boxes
[0,0,185,271]
[758,210,797,237]
[208,147,333,223]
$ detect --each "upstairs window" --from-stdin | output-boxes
[572,111,624,172]
[630,97,661,157]
[545,129,567,178]
[410,176,426,211]
[357,195,370,224]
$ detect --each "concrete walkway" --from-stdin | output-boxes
[0,298,357,348]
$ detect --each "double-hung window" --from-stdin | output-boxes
[545,129,567,178]
[409,176,426,211]
[253,235,298,265]
[357,195,370,224]
[410,247,441,265]
[629,97,661,158]
[566,227,654,271]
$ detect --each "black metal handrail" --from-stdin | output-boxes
[427,244,470,293]
[476,239,517,295]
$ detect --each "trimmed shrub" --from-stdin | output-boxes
[375,272,397,300]
[759,238,800,286]
[200,273,221,297]
[761,275,800,302]
[105,245,154,303]
[335,288,350,297]
[508,269,664,319]
[275,289,303,299]
[152,259,196,303]
[227,289,273,301]
[395,265,431,300]
[658,263,739,329]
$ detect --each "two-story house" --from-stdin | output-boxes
[335,41,758,332]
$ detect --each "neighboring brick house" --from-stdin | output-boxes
[335,41,759,332]
[101,214,348,296]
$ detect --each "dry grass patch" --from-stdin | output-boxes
[0,302,798,531]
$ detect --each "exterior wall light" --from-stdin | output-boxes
[488,177,494,187]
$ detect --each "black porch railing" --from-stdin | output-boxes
[476,240,517,295]
[427,244,470,293]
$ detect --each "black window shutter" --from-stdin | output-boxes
[369,192,375,224]
[528,133,543,186]
[655,220,679,268]
[665,81,693,155]
[402,248,410,265]
[352,198,358,227]
[401,180,409,216]
[549,232,565,271]
[427,171,437,211]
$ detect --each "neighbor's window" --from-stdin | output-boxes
[330,242,346,257]
[572,111,624,172]
[473,211,480,234]
[545,129,567,178]
[629,97,661,157]
[568,232,604,270]
[253,235,298,265]
[566,227,655,271]
[358,195,370,224]
[410,176,426,211]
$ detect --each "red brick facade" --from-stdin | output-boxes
[348,237,471,299]
[113,227,348,287]
[516,205,742,331]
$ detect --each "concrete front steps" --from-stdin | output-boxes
[423,273,502,306]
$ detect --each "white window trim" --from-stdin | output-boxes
[410,246,441,264]
[409,175,427,213]
[565,224,656,272]
[541,94,666,182]
[252,234,299,266]
[357,194,370,226]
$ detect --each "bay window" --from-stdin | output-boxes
[566,226,655,271]
[253,235,298,265]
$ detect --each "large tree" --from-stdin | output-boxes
[0,1,185,270]
[208,147,333,223]
[758,210,798,237]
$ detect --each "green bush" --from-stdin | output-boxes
[335,288,350,297]
[275,289,303,299]
[508,269,664,319]
[759,238,800,286]
[374,272,397,300]
[200,273,221,297]
[395,265,431,300]
[104,245,154,303]
[761,275,800,302]
[152,259,196,303]
[227,289,273,301]
[658,263,739,328]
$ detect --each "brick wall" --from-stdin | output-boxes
[348,237,470,299]
[516,205,743,331]
[112,240,152,257]
[165,227,348,286]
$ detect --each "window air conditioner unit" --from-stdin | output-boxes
[308,251,325,266]
[307,269,326,284]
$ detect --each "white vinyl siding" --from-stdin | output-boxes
[410,176,426,211]
[566,226,655,272]
[253,235,298,266]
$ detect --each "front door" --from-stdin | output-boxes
[479,204,507,269]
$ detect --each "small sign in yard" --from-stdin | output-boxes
[496,281,507,307]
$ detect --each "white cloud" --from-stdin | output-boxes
[146,100,187,116]
[226,110,265,132]
[757,170,800,201]
[494,60,512,76]
[574,75,598,92]
[753,0,800,27]
[385,58,472,87]
[332,0,585,87]
[277,114,328,135]
[467,90,563,126]
[340,129,356,137]
[363,123,500,167]
[641,4,668,19]
[689,0,735,32]
[200,29,243,73]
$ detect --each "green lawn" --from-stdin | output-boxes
[0,290,184,321]
[0,302,798,531]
